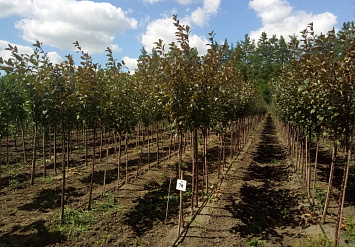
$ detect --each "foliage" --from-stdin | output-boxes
[50,208,97,237]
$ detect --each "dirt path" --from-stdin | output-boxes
[172,115,318,247]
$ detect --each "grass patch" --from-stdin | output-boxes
[50,208,97,237]
[34,176,52,184]
[246,238,263,246]
[296,233,332,247]
[343,216,355,245]
[313,187,327,212]
[94,192,123,212]
[8,168,27,189]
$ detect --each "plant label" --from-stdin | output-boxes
[176,179,187,191]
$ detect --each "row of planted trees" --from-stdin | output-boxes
[0,16,266,221]
[272,22,355,246]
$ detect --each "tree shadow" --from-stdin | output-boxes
[1,172,30,189]
[18,186,84,212]
[226,182,302,241]
[226,115,303,243]
[122,177,180,236]
[253,116,286,164]
[0,220,65,247]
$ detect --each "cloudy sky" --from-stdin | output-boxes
[0,0,354,72]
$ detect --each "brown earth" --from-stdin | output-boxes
[0,115,354,247]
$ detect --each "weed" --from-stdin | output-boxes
[314,188,327,211]
[192,221,206,235]
[250,216,266,231]
[50,208,97,237]
[94,192,123,212]
[94,233,111,246]
[270,158,278,163]
[34,176,52,184]
[8,169,26,189]
[343,217,355,245]
[281,207,289,218]
[295,233,332,247]
[131,237,143,247]
[246,238,263,246]
[143,179,160,190]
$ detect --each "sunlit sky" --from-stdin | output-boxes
[0,0,354,72]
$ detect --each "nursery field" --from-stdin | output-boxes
[0,17,354,247]
[0,115,354,247]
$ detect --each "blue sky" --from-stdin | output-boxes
[0,0,354,72]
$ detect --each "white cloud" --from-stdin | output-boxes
[141,18,177,53]
[140,17,209,56]
[249,0,337,41]
[189,34,208,55]
[47,51,63,65]
[176,0,200,5]
[122,56,138,72]
[0,40,62,66]
[140,0,219,55]
[0,39,34,61]
[249,0,292,25]
[0,0,32,18]
[188,0,220,27]
[142,0,164,4]
[3,0,138,54]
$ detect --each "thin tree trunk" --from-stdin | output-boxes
[60,123,66,222]
[117,133,122,189]
[88,128,96,210]
[48,127,52,162]
[100,128,103,161]
[148,127,151,168]
[204,132,208,195]
[30,124,38,186]
[14,129,18,152]
[313,135,320,191]
[114,132,117,154]
[43,128,46,178]
[218,135,221,178]
[156,123,159,165]
[230,126,233,158]
[137,127,142,178]
[305,135,310,197]
[194,129,199,207]
[21,121,26,165]
[169,130,172,159]
[223,133,226,169]
[322,139,337,222]
[191,131,194,213]
[6,121,9,164]
[67,129,70,172]
[54,127,57,176]
[103,148,108,196]
[178,133,182,172]
[125,133,128,184]
[335,117,355,246]
[85,127,88,167]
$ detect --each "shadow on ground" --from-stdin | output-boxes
[227,115,303,243]
[252,116,287,164]
[0,220,65,247]
[122,177,181,236]
[18,186,84,212]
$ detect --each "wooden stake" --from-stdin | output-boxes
[165,177,172,225]
[178,170,184,236]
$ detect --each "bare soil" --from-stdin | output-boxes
[0,115,354,247]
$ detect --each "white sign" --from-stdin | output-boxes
[176,179,187,191]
